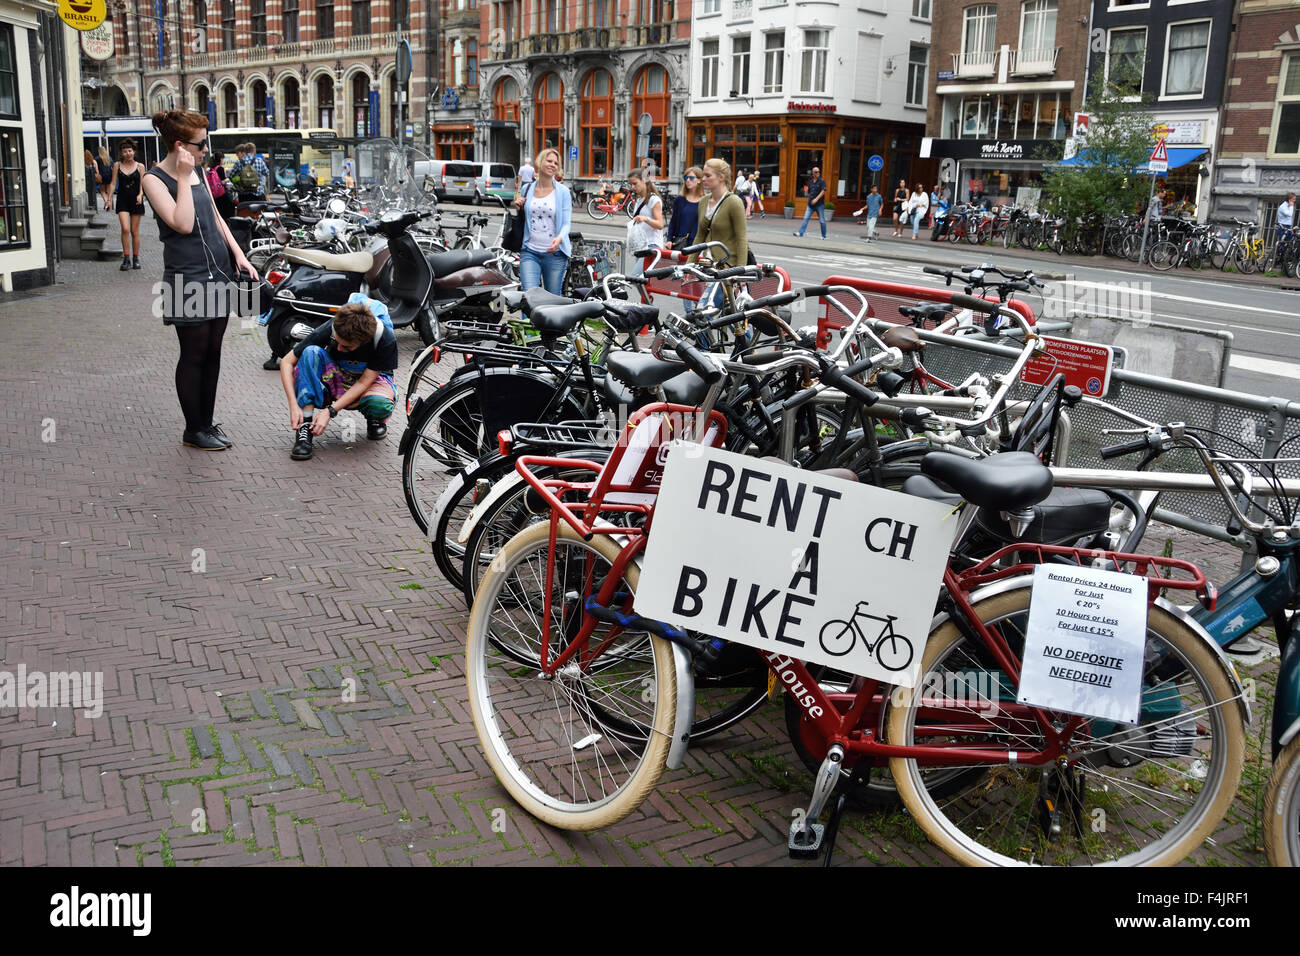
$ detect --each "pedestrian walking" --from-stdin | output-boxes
[624,168,665,274]
[692,157,749,301]
[95,146,113,210]
[793,166,829,239]
[141,110,259,451]
[909,183,930,239]
[106,138,147,270]
[892,179,908,237]
[665,166,704,250]
[748,172,766,218]
[852,184,884,241]
[514,147,573,294]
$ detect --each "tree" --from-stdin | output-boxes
[1038,64,1156,240]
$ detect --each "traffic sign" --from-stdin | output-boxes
[1148,137,1169,173]
[397,40,413,85]
[867,154,884,172]
[1020,336,1115,397]
[568,145,579,162]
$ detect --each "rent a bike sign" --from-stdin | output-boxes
[636,446,957,688]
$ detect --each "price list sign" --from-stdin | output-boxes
[1018,564,1149,724]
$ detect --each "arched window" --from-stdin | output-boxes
[316,75,335,129]
[195,84,210,118]
[580,69,612,177]
[352,74,371,136]
[632,64,670,174]
[222,83,238,127]
[534,73,563,156]
[468,40,478,87]
[493,76,520,122]
[251,79,268,126]
[282,77,301,129]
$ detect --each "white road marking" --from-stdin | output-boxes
[1060,278,1296,318]
[1228,354,1300,378]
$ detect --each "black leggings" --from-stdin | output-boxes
[174,317,228,433]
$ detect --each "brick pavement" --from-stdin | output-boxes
[0,215,1274,867]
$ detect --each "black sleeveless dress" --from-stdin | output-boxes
[146,166,236,326]
[115,165,145,215]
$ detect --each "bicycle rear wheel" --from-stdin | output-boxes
[1148,240,1178,272]
[465,521,676,830]
[1208,237,1230,270]
[587,197,610,220]
[887,586,1245,866]
[1264,734,1300,866]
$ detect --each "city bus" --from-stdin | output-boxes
[207,127,340,187]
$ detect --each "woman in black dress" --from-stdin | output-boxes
[892,178,908,238]
[141,111,259,451]
[107,138,146,270]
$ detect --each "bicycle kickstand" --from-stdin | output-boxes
[788,743,844,860]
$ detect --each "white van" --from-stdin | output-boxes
[474,163,517,205]
[411,159,481,202]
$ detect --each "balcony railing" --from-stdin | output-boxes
[952,49,997,78]
[731,0,752,18]
[1008,46,1060,75]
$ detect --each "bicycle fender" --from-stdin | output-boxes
[428,468,471,543]
[938,576,1251,729]
[458,470,526,544]
[405,342,439,397]
[1273,617,1300,756]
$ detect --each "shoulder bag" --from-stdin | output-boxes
[502,183,531,252]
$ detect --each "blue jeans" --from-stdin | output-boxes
[520,247,570,294]
[911,209,925,237]
[796,203,827,238]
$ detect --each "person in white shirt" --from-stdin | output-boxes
[625,169,665,274]
[908,183,930,240]
[1279,192,1296,242]
[517,159,536,191]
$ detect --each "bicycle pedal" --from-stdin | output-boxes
[787,820,826,859]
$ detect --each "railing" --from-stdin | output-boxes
[1008,46,1059,75]
[731,0,752,18]
[952,49,998,77]
[310,37,335,55]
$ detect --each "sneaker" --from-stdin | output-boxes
[366,420,388,441]
[119,257,131,271]
[793,231,801,237]
[262,354,281,371]
[183,429,227,450]
[132,255,141,270]
[205,423,233,448]
[290,422,313,460]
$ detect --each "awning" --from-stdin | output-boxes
[1056,147,1208,172]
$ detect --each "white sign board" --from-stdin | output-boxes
[1017,564,1149,725]
[635,446,958,688]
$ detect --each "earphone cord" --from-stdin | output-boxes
[192,160,236,283]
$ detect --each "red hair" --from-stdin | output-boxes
[151,110,208,151]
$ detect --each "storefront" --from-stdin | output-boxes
[922,138,1065,209]
[0,1,53,292]
[687,111,929,217]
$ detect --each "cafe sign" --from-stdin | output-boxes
[787,102,837,113]
[58,0,107,31]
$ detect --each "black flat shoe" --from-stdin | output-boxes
[262,354,281,370]
[183,430,228,450]
[366,420,387,441]
[205,424,233,448]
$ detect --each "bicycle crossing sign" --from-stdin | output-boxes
[635,445,958,687]
[1148,138,1169,173]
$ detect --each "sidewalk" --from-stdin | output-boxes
[0,214,1272,867]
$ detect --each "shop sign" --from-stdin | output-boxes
[59,0,106,30]
[787,102,837,113]
[932,139,1062,162]
[1152,120,1204,145]
[80,20,114,58]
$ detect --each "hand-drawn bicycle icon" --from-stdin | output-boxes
[818,600,914,672]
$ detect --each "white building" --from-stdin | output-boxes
[685,0,934,215]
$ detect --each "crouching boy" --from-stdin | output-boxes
[280,301,397,460]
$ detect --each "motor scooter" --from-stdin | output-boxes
[263,209,514,360]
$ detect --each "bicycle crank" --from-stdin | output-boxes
[788,743,844,859]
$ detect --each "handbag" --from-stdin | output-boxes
[502,183,531,252]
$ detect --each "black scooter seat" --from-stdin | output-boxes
[920,451,1053,511]
[606,351,685,389]
[529,300,605,334]
[426,248,494,277]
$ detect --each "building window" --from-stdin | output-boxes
[542,0,559,33]
[1272,53,1300,155]
[961,96,993,137]
[252,80,268,125]
[1163,21,1209,97]
[0,22,16,120]
[250,0,267,46]
[467,39,478,87]
[585,0,612,26]
[447,38,460,87]
[1106,27,1145,94]
[534,72,563,154]
[906,44,927,106]
[283,0,299,43]
[317,0,335,39]
[493,75,519,122]
[580,68,613,176]
[222,83,238,126]
[699,0,720,13]
[221,0,235,48]
[800,29,828,94]
[353,74,371,136]
[283,78,301,128]
[194,0,208,43]
[912,0,930,18]
[962,5,996,71]
[1019,0,1056,61]
[701,39,719,98]
[352,1,371,35]
[633,64,670,174]
[195,84,210,118]
[317,75,335,128]
[0,27,27,250]
[763,31,783,93]
[117,13,130,56]
[731,35,751,97]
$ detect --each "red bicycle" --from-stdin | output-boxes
[586,180,636,220]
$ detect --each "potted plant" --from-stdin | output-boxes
[783,200,795,220]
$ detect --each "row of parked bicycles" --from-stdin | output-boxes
[385,231,1300,867]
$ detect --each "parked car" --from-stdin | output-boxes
[475,163,517,205]
[411,159,481,202]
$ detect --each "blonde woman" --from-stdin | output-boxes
[625,169,665,274]
[666,166,704,249]
[513,147,573,293]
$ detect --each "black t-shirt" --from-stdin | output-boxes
[294,319,399,375]
[807,177,828,207]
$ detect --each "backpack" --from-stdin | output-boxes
[233,161,260,191]
[206,166,226,198]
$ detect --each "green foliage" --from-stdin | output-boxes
[1039,65,1156,228]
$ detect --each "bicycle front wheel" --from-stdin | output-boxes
[587,197,609,220]
[465,521,676,830]
[1264,734,1300,866]
[1148,240,1178,272]
[887,586,1245,866]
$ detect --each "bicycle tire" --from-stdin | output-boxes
[887,586,1245,866]
[430,453,515,595]
[465,521,675,830]
[1264,733,1300,866]
[1233,245,1257,275]
[1148,240,1178,272]
[1208,238,1229,271]
[586,197,610,220]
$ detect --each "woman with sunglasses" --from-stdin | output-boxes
[665,166,704,250]
[142,110,259,451]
